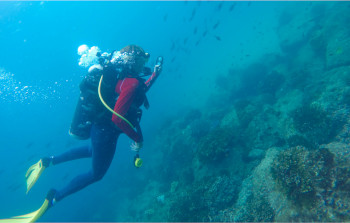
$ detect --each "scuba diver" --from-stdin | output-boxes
[1,45,163,222]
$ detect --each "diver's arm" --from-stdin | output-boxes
[135,122,143,140]
[145,64,162,91]
[112,79,143,143]
[131,124,143,152]
[144,71,158,91]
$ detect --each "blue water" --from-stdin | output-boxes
[0,1,290,221]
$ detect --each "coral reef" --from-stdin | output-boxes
[197,126,235,164]
[122,2,350,222]
[271,146,334,206]
[215,144,350,222]
[291,103,343,146]
[259,70,286,96]
[167,175,241,222]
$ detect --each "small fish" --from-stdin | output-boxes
[171,57,176,62]
[180,47,190,55]
[193,27,198,34]
[229,3,236,11]
[191,8,196,17]
[214,36,221,41]
[184,38,188,45]
[26,142,34,148]
[213,21,220,30]
[195,39,201,46]
[27,154,37,162]
[8,183,22,192]
[163,14,168,22]
[247,1,251,7]
[189,8,196,22]
[217,1,224,11]
[170,42,175,51]
[202,30,207,37]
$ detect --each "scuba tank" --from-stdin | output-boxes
[70,47,119,140]
[69,65,118,140]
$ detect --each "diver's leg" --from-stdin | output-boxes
[51,145,92,165]
[54,123,119,202]
[26,146,93,193]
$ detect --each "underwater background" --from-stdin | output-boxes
[1,1,350,222]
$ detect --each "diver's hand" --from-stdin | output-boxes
[154,64,162,75]
[131,141,143,152]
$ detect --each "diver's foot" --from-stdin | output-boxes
[41,156,54,168]
[46,189,57,208]
[0,189,58,222]
[26,158,53,193]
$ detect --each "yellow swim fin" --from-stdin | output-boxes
[0,189,56,223]
[25,158,50,194]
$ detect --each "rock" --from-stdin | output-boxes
[326,30,350,70]
[233,148,281,222]
[220,108,239,129]
[247,149,265,161]
[277,4,319,54]
[228,144,350,222]
[157,194,165,204]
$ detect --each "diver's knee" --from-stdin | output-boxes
[92,171,105,182]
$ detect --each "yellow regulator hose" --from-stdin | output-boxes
[98,75,135,129]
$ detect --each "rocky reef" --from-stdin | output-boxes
[124,2,350,221]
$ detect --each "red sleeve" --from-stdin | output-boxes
[145,72,159,91]
[112,78,142,143]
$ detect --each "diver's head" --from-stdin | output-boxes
[116,45,150,75]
